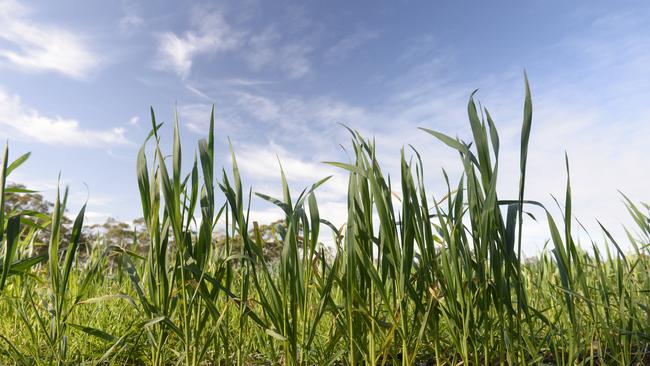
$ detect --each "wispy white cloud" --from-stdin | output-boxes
[181,94,345,141]
[119,14,143,34]
[155,6,317,80]
[180,103,217,134]
[235,142,334,182]
[244,27,313,79]
[0,88,131,147]
[280,44,312,79]
[179,89,370,154]
[245,27,279,70]
[118,0,144,35]
[222,90,374,156]
[0,0,101,79]
[155,8,242,78]
[222,78,275,87]
[232,91,369,129]
[118,11,143,36]
[232,91,282,122]
[397,34,438,63]
[325,27,379,63]
[184,82,212,101]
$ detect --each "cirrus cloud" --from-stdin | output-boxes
[155,9,242,78]
[0,0,101,79]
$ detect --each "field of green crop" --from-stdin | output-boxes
[1,79,649,365]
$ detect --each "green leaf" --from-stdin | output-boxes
[0,215,21,291]
[69,323,117,342]
[6,152,30,177]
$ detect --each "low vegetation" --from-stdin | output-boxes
[0,78,649,365]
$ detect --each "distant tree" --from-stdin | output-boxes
[251,219,286,260]
[5,183,52,214]
[86,218,132,247]
[6,183,90,256]
[5,183,328,265]
[214,219,333,263]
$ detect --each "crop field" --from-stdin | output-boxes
[0,80,649,365]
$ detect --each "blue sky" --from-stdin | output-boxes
[1,0,649,253]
